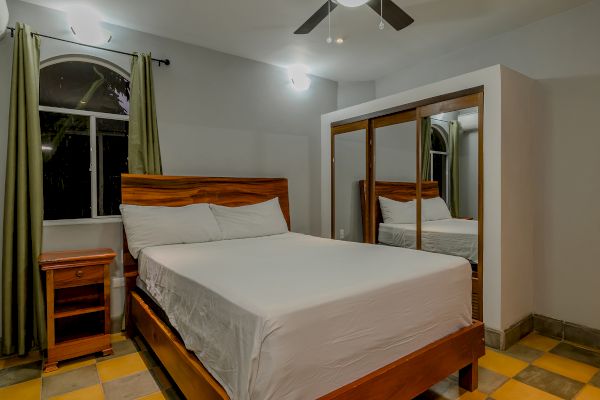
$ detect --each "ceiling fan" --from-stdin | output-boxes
[294,0,414,35]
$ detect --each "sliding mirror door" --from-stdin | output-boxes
[418,94,483,320]
[332,126,368,242]
[371,112,418,248]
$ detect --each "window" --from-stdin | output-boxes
[430,125,449,202]
[40,57,129,220]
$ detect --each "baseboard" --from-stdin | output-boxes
[485,314,600,351]
[534,314,600,350]
[485,314,534,350]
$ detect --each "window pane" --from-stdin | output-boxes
[97,119,128,216]
[41,112,91,220]
[40,61,130,115]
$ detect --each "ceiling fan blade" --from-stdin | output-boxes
[294,1,338,34]
[367,0,414,31]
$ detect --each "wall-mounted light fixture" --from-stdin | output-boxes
[0,0,9,41]
[288,64,311,91]
[67,5,111,45]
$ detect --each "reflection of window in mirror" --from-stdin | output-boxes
[429,125,449,203]
[427,108,478,220]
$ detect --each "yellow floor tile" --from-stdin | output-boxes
[533,353,599,383]
[0,351,42,369]
[42,355,96,377]
[137,391,166,400]
[96,352,147,382]
[492,379,562,400]
[520,333,560,352]
[478,349,528,377]
[49,384,104,400]
[576,385,600,400]
[0,378,42,400]
[458,390,487,400]
[111,332,127,343]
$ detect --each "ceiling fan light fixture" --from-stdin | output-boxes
[336,0,369,7]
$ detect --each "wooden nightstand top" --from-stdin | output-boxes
[39,248,116,270]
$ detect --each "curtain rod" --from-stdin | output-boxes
[6,27,170,67]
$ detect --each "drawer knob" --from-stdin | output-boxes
[75,270,84,278]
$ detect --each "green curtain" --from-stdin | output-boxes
[449,120,460,217]
[128,53,162,175]
[421,117,432,180]
[1,23,47,355]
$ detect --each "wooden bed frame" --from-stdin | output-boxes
[359,180,482,321]
[122,173,484,400]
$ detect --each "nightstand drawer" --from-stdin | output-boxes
[54,265,104,288]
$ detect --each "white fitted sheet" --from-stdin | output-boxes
[379,219,478,263]
[138,232,471,400]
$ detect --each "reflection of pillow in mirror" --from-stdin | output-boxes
[423,197,452,221]
[379,196,415,224]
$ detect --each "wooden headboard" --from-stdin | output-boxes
[359,180,440,242]
[120,174,290,324]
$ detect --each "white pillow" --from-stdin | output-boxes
[120,203,223,258]
[209,198,288,240]
[422,197,452,221]
[379,196,415,224]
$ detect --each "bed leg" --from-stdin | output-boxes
[459,359,478,391]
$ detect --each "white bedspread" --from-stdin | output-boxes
[138,233,471,400]
[379,219,478,263]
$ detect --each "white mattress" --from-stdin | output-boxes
[138,232,471,400]
[379,219,478,263]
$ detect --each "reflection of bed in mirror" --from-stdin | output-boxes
[360,180,478,256]
[360,180,481,319]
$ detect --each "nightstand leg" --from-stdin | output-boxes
[102,347,113,357]
[44,361,58,373]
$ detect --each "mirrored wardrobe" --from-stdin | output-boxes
[331,91,484,321]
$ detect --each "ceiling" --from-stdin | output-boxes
[22,0,589,81]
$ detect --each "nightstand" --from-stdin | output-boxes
[39,248,116,373]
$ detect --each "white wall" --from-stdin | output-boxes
[375,0,600,330]
[337,81,376,110]
[0,0,337,328]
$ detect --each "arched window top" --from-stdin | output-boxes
[40,56,130,115]
[431,125,448,153]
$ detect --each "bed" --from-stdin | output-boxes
[359,180,482,321]
[378,219,478,263]
[122,174,484,400]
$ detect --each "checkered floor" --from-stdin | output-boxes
[1,332,599,399]
[0,333,182,400]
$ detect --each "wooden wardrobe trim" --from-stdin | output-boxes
[330,86,484,128]
[418,93,481,118]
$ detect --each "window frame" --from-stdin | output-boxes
[429,125,450,201]
[40,56,130,225]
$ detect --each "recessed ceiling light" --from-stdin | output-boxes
[336,38,344,44]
